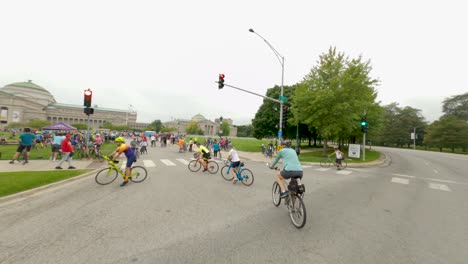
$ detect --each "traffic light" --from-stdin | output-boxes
[83,107,94,115]
[84,89,92,107]
[218,74,225,89]
[360,119,368,132]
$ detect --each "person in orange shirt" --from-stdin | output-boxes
[178,137,185,153]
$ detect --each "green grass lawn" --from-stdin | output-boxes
[0,142,116,160]
[0,170,91,198]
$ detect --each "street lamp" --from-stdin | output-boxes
[125,104,133,126]
[249,28,285,142]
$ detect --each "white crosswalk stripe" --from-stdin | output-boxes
[143,160,156,167]
[391,177,409,185]
[428,182,452,192]
[176,159,190,165]
[160,159,176,166]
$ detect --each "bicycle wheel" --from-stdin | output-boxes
[240,168,254,186]
[129,166,148,183]
[221,165,234,181]
[341,159,348,169]
[320,159,331,168]
[288,194,307,229]
[188,160,201,172]
[272,182,282,207]
[207,160,219,174]
[95,168,118,185]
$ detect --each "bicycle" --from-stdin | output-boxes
[95,155,148,185]
[187,154,219,174]
[320,156,347,169]
[89,144,103,161]
[268,164,307,229]
[220,160,254,186]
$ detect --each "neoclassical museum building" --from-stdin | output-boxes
[0,80,146,130]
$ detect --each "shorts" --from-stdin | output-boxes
[231,161,241,168]
[16,145,32,153]
[335,158,342,164]
[125,155,137,168]
[202,152,211,160]
[280,170,303,179]
[52,144,61,152]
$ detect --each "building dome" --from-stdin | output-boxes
[191,114,207,122]
[1,80,56,106]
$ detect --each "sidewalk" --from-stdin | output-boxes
[1,159,104,173]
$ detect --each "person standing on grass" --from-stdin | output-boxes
[50,133,64,161]
[55,134,76,170]
[9,127,35,164]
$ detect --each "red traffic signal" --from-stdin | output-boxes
[84,89,93,107]
[218,74,225,89]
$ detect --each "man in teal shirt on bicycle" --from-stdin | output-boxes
[269,141,303,198]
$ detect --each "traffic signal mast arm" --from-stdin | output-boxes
[216,81,283,104]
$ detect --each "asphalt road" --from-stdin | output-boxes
[0,146,467,264]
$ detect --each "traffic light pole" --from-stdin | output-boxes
[362,132,366,161]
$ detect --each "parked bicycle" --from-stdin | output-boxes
[220,160,254,186]
[187,153,219,174]
[320,156,347,169]
[95,155,148,185]
[268,164,307,229]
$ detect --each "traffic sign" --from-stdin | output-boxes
[279,96,288,102]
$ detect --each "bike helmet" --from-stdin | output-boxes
[115,137,125,143]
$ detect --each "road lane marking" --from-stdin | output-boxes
[391,177,409,185]
[176,159,190,165]
[160,159,176,166]
[316,168,329,172]
[143,160,156,167]
[428,183,452,192]
[337,170,352,175]
[392,174,465,184]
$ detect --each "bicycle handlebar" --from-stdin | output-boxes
[266,163,279,171]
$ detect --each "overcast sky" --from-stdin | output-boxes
[1,0,466,125]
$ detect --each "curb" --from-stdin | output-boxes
[0,168,101,204]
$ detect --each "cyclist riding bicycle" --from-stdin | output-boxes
[227,143,241,183]
[269,141,303,198]
[108,137,137,187]
[195,142,211,172]
[329,146,344,170]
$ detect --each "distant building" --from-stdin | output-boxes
[164,114,237,137]
[0,80,148,130]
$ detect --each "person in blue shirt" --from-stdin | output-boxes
[213,139,220,158]
[269,141,303,198]
[9,127,36,164]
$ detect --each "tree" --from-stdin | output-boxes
[442,92,468,121]
[145,120,163,132]
[185,121,203,135]
[72,123,87,130]
[26,120,50,130]
[236,125,254,137]
[251,85,296,139]
[220,122,230,137]
[424,115,468,152]
[376,103,427,147]
[295,47,379,154]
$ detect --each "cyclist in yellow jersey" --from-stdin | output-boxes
[195,142,211,172]
[109,137,137,186]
